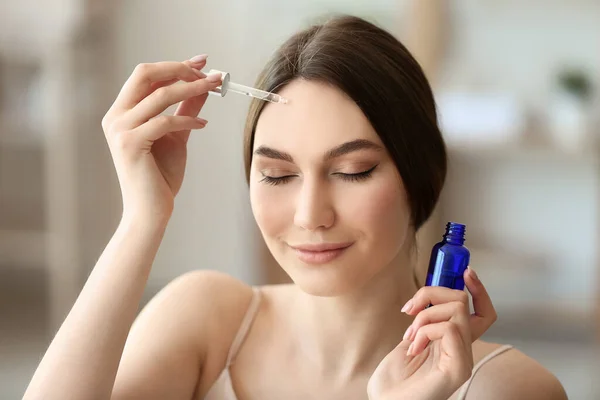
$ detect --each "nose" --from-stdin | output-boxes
[293,178,335,231]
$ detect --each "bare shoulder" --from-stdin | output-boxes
[164,269,254,312]
[135,269,254,330]
[113,270,254,399]
[168,271,257,390]
[157,269,255,344]
[125,269,254,363]
[466,340,568,400]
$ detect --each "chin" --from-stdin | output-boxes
[279,258,372,297]
[291,275,358,297]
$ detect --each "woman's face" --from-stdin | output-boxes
[250,80,412,296]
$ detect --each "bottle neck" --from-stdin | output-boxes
[443,222,466,245]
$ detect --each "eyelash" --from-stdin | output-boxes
[260,165,379,186]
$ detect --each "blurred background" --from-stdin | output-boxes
[1,0,599,398]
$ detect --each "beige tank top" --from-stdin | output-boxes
[203,288,513,400]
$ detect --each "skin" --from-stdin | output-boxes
[23,58,568,400]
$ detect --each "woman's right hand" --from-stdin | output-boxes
[101,55,223,223]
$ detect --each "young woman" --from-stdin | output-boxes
[25,15,567,400]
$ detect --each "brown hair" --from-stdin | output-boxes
[244,14,446,230]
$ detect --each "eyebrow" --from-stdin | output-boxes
[254,139,382,163]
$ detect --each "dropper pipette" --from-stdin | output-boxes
[207,69,288,104]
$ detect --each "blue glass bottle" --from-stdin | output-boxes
[425,222,470,290]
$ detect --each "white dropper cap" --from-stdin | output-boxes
[207,69,231,97]
[207,69,287,104]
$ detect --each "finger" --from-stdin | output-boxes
[187,54,209,69]
[172,93,210,143]
[401,286,469,316]
[403,301,469,342]
[408,321,473,386]
[408,321,469,360]
[114,59,209,109]
[171,59,212,143]
[121,75,221,129]
[464,267,497,340]
[133,115,208,142]
[149,59,207,92]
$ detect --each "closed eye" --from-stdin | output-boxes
[260,165,378,186]
[333,164,378,182]
[260,174,296,186]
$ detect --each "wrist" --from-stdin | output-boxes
[120,209,172,233]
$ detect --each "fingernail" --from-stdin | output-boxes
[469,267,479,282]
[206,73,222,83]
[401,299,413,313]
[403,325,413,341]
[195,118,208,124]
[406,343,414,356]
[190,54,208,64]
[192,68,206,79]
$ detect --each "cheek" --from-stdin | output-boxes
[250,180,291,239]
[340,175,409,242]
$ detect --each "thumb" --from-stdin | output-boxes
[381,338,412,365]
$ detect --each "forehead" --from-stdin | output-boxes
[254,79,381,153]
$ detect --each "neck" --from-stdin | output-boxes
[290,244,419,380]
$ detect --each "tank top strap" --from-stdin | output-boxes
[456,344,514,399]
[225,286,262,366]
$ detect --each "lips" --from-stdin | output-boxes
[289,242,353,264]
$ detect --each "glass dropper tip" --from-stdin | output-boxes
[268,93,288,104]
[227,81,288,105]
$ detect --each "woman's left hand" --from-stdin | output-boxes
[367,267,497,400]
